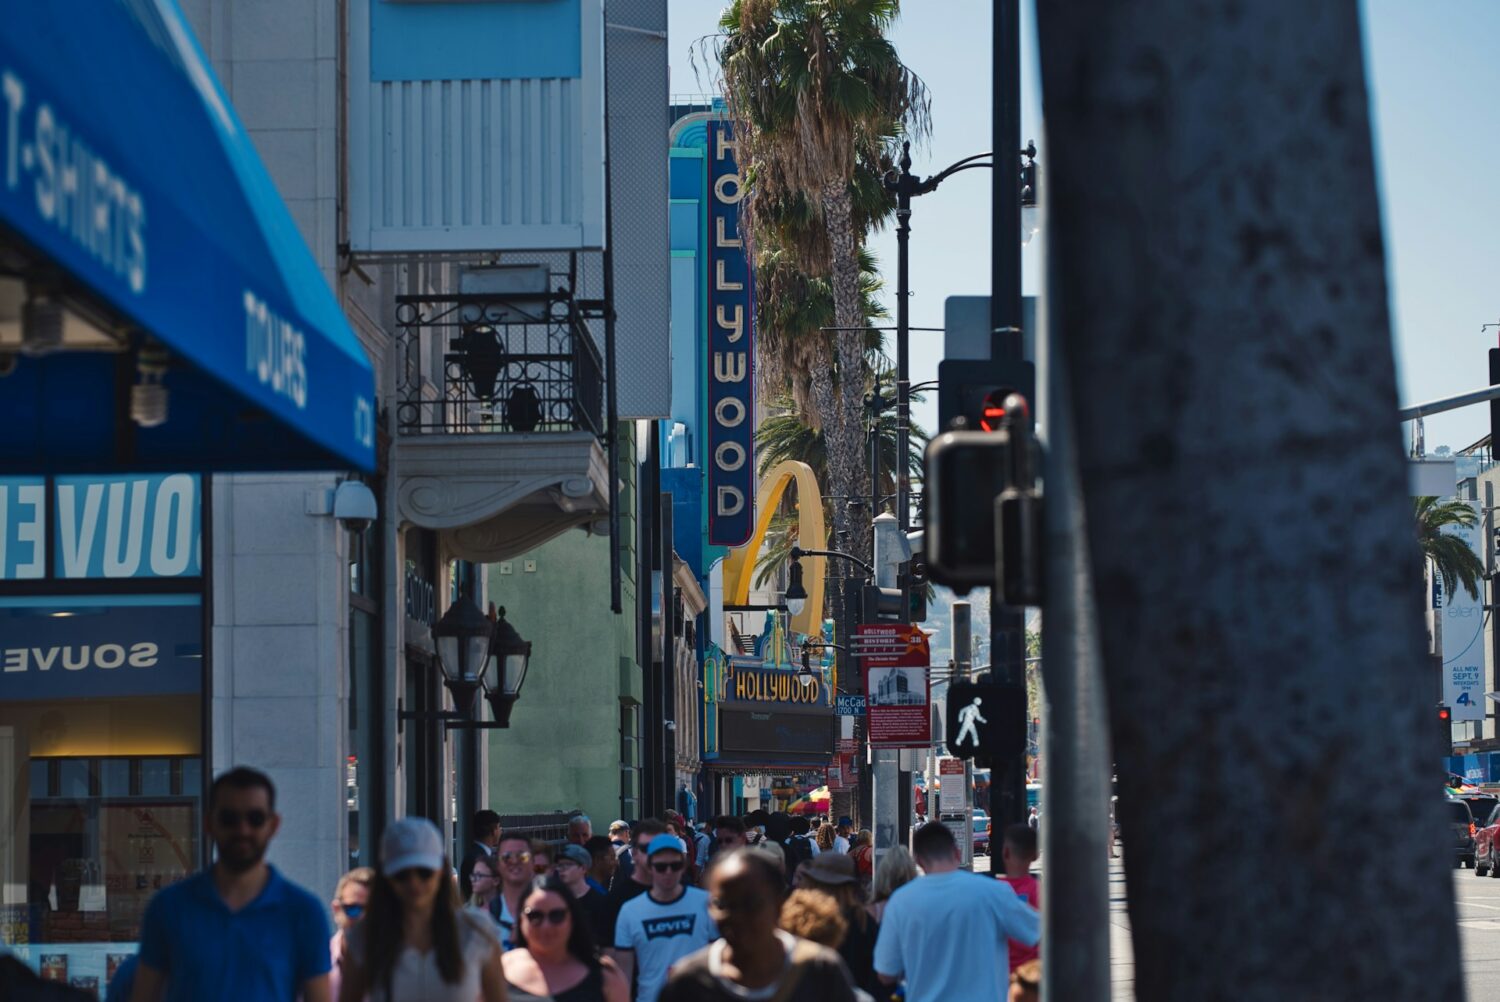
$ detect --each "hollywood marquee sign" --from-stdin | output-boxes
[705,119,754,546]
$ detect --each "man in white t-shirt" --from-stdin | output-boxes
[611,834,717,1002]
[874,821,1039,1002]
[833,818,852,855]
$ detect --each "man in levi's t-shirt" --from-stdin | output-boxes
[997,823,1041,970]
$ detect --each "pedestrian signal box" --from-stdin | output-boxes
[946,682,1027,761]
[936,357,1035,433]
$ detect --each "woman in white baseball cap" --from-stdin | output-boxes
[338,817,508,1001]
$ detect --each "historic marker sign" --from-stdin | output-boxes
[705,119,754,546]
[858,624,931,747]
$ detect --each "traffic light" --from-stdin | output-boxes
[946,682,1027,761]
[925,429,1009,591]
[905,530,928,623]
[1439,704,1453,725]
[925,391,1040,595]
[1490,348,1500,456]
[937,357,1035,433]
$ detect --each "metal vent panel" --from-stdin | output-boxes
[349,0,605,253]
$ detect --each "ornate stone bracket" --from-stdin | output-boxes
[395,431,609,562]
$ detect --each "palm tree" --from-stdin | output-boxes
[717,0,929,564]
[1414,496,1484,602]
[752,384,926,588]
[756,245,889,428]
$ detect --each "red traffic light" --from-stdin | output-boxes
[979,391,1030,432]
[1438,705,1453,723]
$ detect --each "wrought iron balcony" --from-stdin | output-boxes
[395,283,604,437]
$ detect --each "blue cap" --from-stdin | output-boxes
[646,833,686,857]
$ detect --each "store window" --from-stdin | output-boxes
[0,473,205,989]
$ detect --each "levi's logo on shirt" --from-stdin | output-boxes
[643,915,697,940]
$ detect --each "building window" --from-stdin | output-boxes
[620,704,640,820]
[0,596,203,984]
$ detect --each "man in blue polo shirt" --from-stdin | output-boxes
[130,767,331,1002]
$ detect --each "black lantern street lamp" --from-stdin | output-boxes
[433,591,492,718]
[785,558,809,617]
[482,606,533,727]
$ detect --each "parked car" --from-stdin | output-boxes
[1457,794,1498,833]
[1449,797,1477,868]
[973,810,991,855]
[1475,803,1500,877]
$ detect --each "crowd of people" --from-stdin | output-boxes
[8,767,1042,1002]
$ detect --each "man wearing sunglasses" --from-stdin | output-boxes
[130,767,332,1002]
[488,832,536,951]
[610,834,716,1002]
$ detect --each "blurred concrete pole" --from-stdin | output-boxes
[1040,301,1111,999]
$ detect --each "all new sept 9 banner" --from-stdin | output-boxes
[706,119,754,547]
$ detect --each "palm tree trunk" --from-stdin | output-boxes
[1036,1,1462,997]
[822,177,872,566]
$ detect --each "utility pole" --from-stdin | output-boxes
[871,514,908,864]
[953,600,975,869]
[1040,290,1112,999]
[989,0,1029,828]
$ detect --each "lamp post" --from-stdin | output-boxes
[430,590,491,862]
[482,606,533,727]
[406,593,534,857]
[432,591,493,719]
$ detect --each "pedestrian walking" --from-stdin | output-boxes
[1008,959,1040,1002]
[659,849,857,1002]
[339,817,505,1002]
[584,836,619,891]
[873,823,1038,1002]
[491,832,540,950]
[834,819,853,855]
[465,856,503,919]
[329,867,374,1000]
[778,888,846,949]
[868,847,915,923]
[606,818,665,914]
[130,767,331,1002]
[463,810,504,899]
[610,835,715,1002]
[814,823,836,856]
[502,875,629,1002]
[608,821,631,849]
[568,814,594,846]
[795,853,880,996]
[532,841,555,876]
[997,824,1040,971]
[702,815,747,879]
[554,844,613,948]
[849,831,875,887]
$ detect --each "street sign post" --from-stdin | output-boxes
[939,757,967,814]
[836,694,867,716]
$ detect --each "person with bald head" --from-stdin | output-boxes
[659,849,857,1002]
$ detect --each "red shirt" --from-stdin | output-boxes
[998,873,1040,968]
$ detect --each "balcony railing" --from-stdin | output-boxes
[394,288,604,437]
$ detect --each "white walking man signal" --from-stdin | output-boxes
[955,696,987,749]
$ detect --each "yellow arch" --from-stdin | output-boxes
[722,460,827,636]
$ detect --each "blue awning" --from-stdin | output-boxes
[0,0,374,472]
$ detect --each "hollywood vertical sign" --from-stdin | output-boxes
[706,119,754,546]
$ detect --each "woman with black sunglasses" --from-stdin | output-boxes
[502,875,629,1002]
[339,817,508,1001]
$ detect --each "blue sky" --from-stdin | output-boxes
[667,0,1500,452]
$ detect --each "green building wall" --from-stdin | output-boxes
[485,429,641,824]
